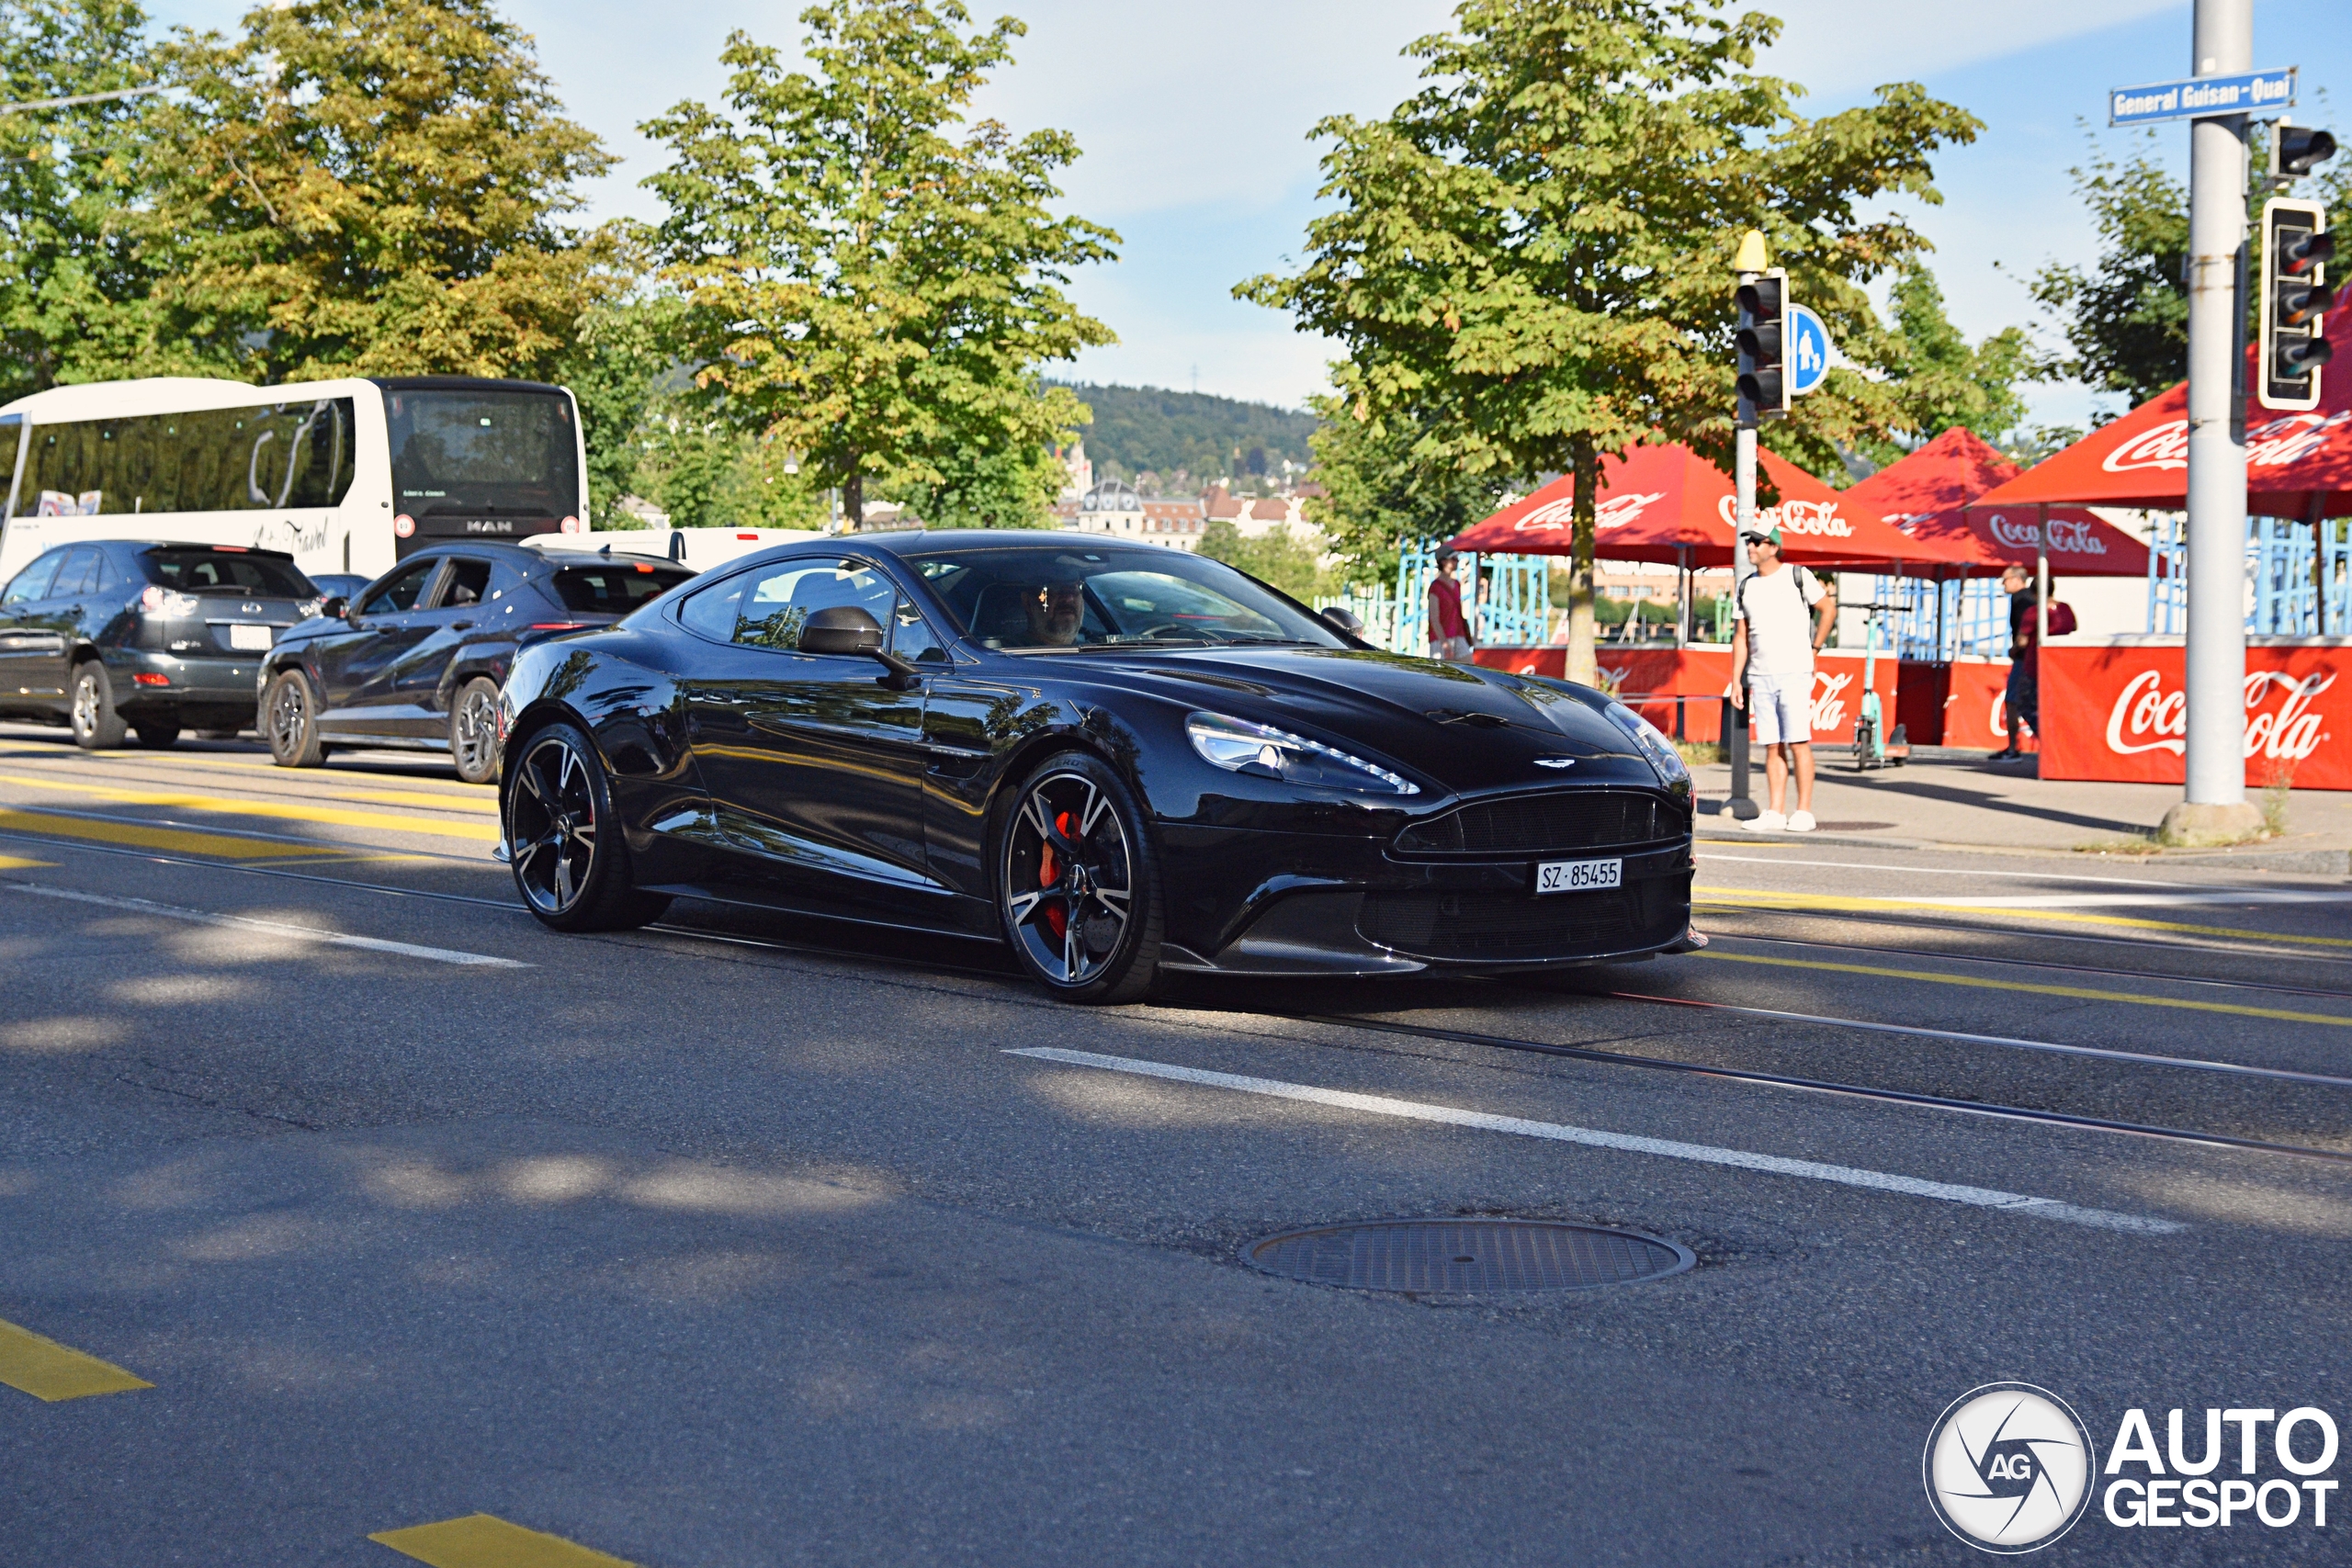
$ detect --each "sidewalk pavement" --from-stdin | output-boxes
[1690,749,2352,874]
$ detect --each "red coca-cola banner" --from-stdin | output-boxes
[1471,647,1900,745]
[2040,642,2346,790]
[1940,658,2037,753]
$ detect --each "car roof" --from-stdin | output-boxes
[846,529,1170,558]
[396,541,676,570]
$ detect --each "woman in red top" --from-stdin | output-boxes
[1427,548,1473,661]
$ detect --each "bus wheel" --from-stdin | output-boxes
[265,671,326,768]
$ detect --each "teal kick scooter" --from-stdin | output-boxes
[1847,602,1909,772]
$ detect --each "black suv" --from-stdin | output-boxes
[259,541,693,784]
[0,540,318,749]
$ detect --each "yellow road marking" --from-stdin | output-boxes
[0,773,499,841]
[1697,949,2352,1028]
[323,787,499,814]
[0,853,54,868]
[368,1514,636,1568]
[0,807,339,860]
[0,1317,153,1402]
[1694,886,2352,951]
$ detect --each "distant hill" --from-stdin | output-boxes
[1053,381,1319,485]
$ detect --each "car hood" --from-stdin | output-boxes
[1061,646,1666,795]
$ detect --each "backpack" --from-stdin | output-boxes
[2047,600,2077,637]
[1736,564,1820,623]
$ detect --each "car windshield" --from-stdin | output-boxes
[384,388,582,519]
[907,546,1343,651]
[140,549,313,596]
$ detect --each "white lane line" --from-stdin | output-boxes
[1005,1046,2184,1235]
[4,883,529,968]
[1696,852,2199,888]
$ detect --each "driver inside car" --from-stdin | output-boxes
[1026,575,1087,647]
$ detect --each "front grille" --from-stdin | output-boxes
[1359,878,1687,961]
[1394,790,1681,857]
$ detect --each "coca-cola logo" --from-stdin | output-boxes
[2101,421,2188,473]
[1713,496,1855,536]
[2102,412,2350,474]
[1984,513,2109,556]
[2103,668,2335,761]
[1510,491,1664,534]
[1811,670,1853,733]
[2247,412,2352,468]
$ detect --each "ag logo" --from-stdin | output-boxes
[1923,1382,2096,1553]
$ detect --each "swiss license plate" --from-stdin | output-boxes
[228,624,273,650]
[1536,857,1621,894]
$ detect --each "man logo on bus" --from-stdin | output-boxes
[1923,1382,2095,1553]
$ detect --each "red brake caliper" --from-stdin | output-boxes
[1040,809,1074,939]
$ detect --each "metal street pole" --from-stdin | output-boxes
[2165,0,2263,843]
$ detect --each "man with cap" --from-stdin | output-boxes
[1427,548,1473,662]
[1729,523,1835,832]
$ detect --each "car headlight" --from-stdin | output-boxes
[1186,712,1419,795]
[1603,701,1690,784]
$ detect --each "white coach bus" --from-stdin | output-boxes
[0,376,591,585]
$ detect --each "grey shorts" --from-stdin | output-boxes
[1430,636,1473,663]
[1749,672,1812,746]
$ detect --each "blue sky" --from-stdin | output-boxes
[149,1,2352,426]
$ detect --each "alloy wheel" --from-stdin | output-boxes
[71,674,99,739]
[453,687,499,779]
[508,733,600,916]
[1003,769,1135,987]
[269,678,308,757]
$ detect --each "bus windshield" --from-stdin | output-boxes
[384,389,580,520]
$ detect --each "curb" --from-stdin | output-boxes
[1693,825,2349,875]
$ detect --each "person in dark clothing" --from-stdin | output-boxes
[1994,563,2039,759]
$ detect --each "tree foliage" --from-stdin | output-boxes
[1238,0,1975,680]
[1195,518,1328,602]
[1829,262,2035,473]
[0,0,173,400]
[139,0,614,383]
[643,0,1116,525]
[1302,392,1505,581]
[1050,381,1318,485]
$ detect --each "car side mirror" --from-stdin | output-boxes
[319,595,349,621]
[800,604,922,689]
[1320,604,1365,637]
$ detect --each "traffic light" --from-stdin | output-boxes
[2259,197,2335,412]
[2274,124,2339,182]
[1736,268,1790,425]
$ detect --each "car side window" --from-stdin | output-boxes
[89,552,117,593]
[1,549,65,606]
[681,558,896,651]
[435,558,492,609]
[47,546,100,598]
[892,599,950,662]
[360,561,438,616]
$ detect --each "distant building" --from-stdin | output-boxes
[1057,439,1093,501]
[1063,479,1204,550]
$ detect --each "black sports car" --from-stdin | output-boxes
[495,532,1697,1002]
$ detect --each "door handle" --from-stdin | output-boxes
[451,621,474,631]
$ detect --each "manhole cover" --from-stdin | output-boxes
[1245,1219,1691,1293]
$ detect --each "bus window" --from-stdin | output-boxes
[386,389,578,522]
[19,400,355,515]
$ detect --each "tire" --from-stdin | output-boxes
[264,670,327,768]
[449,676,502,786]
[69,663,128,750]
[996,750,1164,1004]
[133,725,181,749]
[503,720,671,932]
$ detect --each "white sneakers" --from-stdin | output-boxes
[1739,808,1817,832]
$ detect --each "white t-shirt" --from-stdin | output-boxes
[1737,564,1826,678]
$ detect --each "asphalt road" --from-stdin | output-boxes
[0,723,2347,1566]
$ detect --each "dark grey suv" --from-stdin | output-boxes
[0,540,317,748]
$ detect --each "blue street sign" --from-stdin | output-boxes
[2109,67,2294,127]
[1787,304,1830,397]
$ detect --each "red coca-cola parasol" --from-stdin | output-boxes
[1445,440,1976,571]
[1973,309,2352,516]
[1846,426,2152,577]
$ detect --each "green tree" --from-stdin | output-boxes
[1302,392,1505,580]
[142,0,615,382]
[558,286,680,527]
[0,0,177,399]
[1840,262,2033,471]
[1238,0,1975,682]
[643,0,1117,525]
[2028,119,2352,413]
